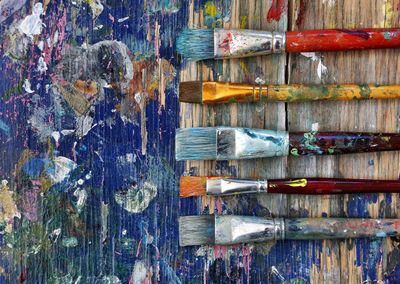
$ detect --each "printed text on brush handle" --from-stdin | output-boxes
[267,178,400,194]
[288,132,400,156]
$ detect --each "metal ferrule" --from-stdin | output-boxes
[215,215,285,245]
[206,178,268,195]
[216,127,289,160]
[214,29,286,59]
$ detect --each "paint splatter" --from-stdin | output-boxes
[295,0,306,26]
[131,260,148,284]
[322,0,336,7]
[18,3,44,39]
[301,52,328,79]
[0,180,20,233]
[115,182,158,213]
[266,0,287,22]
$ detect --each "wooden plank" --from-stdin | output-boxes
[179,0,288,282]
[288,0,400,282]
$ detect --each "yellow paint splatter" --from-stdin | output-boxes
[204,2,218,17]
[239,16,248,29]
[0,180,20,233]
[383,1,393,27]
[285,179,308,187]
[239,60,249,75]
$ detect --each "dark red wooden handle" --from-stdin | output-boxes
[286,28,400,52]
[288,132,400,156]
[267,178,400,194]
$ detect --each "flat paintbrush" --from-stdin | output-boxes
[179,215,400,246]
[176,28,400,60]
[180,176,400,197]
[180,81,400,104]
[175,127,400,160]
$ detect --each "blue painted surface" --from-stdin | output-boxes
[0,1,398,283]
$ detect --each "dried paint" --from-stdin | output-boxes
[115,182,158,213]
[295,0,306,26]
[266,0,287,22]
[0,119,10,136]
[0,180,20,233]
[131,260,148,284]
[383,1,394,27]
[322,0,336,7]
[301,52,328,79]
[18,3,44,39]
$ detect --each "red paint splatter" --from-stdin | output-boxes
[266,0,288,23]
[218,32,233,52]
[295,0,306,27]
[17,269,27,283]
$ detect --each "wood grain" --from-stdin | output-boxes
[288,0,400,283]
[180,0,400,282]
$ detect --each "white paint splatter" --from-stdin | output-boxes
[271,266,285,281]
[301,52,328,79]
[115,182,157,213]
[94,24,103,30]
[23,79,35,93]
[88,0,104,18]
[322,0,336,7]
[37,56,48,74]
[311,122,319,131]
[117,16,130,23]
[37,40,44,51]
[317,60,328,79]
[132,261,147,284]
[73,188,87,212]
[46,156,77,184]
[51,131,61,143]
[75,112,96,138]
[255,77,266,85]
[18,3,44,38]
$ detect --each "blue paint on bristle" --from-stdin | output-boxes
[175,128,217,160]
[176,29,214,60]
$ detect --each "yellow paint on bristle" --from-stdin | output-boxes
[204,2,218,17]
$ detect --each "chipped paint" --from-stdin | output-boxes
[301,52,328,79]
[18,3,44,39]
[0,180,20,233]
[115,182,158,213]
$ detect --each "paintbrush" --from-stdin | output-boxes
[179,215,400,246]
[175,127,400,160]
[180,176,400,197]
[176,28,400,60]
[179,81,400,104]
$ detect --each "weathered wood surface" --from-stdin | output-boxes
[180,0,400,283]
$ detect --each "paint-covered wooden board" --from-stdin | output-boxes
[179,0,290,282]
[287,0,400,282]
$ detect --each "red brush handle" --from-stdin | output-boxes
[286,28,400,52]
[268,178,400,194]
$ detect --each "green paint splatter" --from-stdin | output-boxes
[62,237,78,247]
[328,147,336,154]
[359,84,371,99]
[290,148,299,156]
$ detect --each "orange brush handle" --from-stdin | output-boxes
[201,82,400,104]
[286,28,400,53]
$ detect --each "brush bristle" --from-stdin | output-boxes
[175,128,217,160]
[179,215,215,246]
[180,176,207,197]
[179,81,203,103]
[176,29,214,60]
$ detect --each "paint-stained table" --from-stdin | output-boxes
[1,0,400,283]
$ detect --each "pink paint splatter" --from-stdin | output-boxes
[241,245,252,283]
[215,197,223,214]
[266,0,287,22]
[213,245,228,258]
